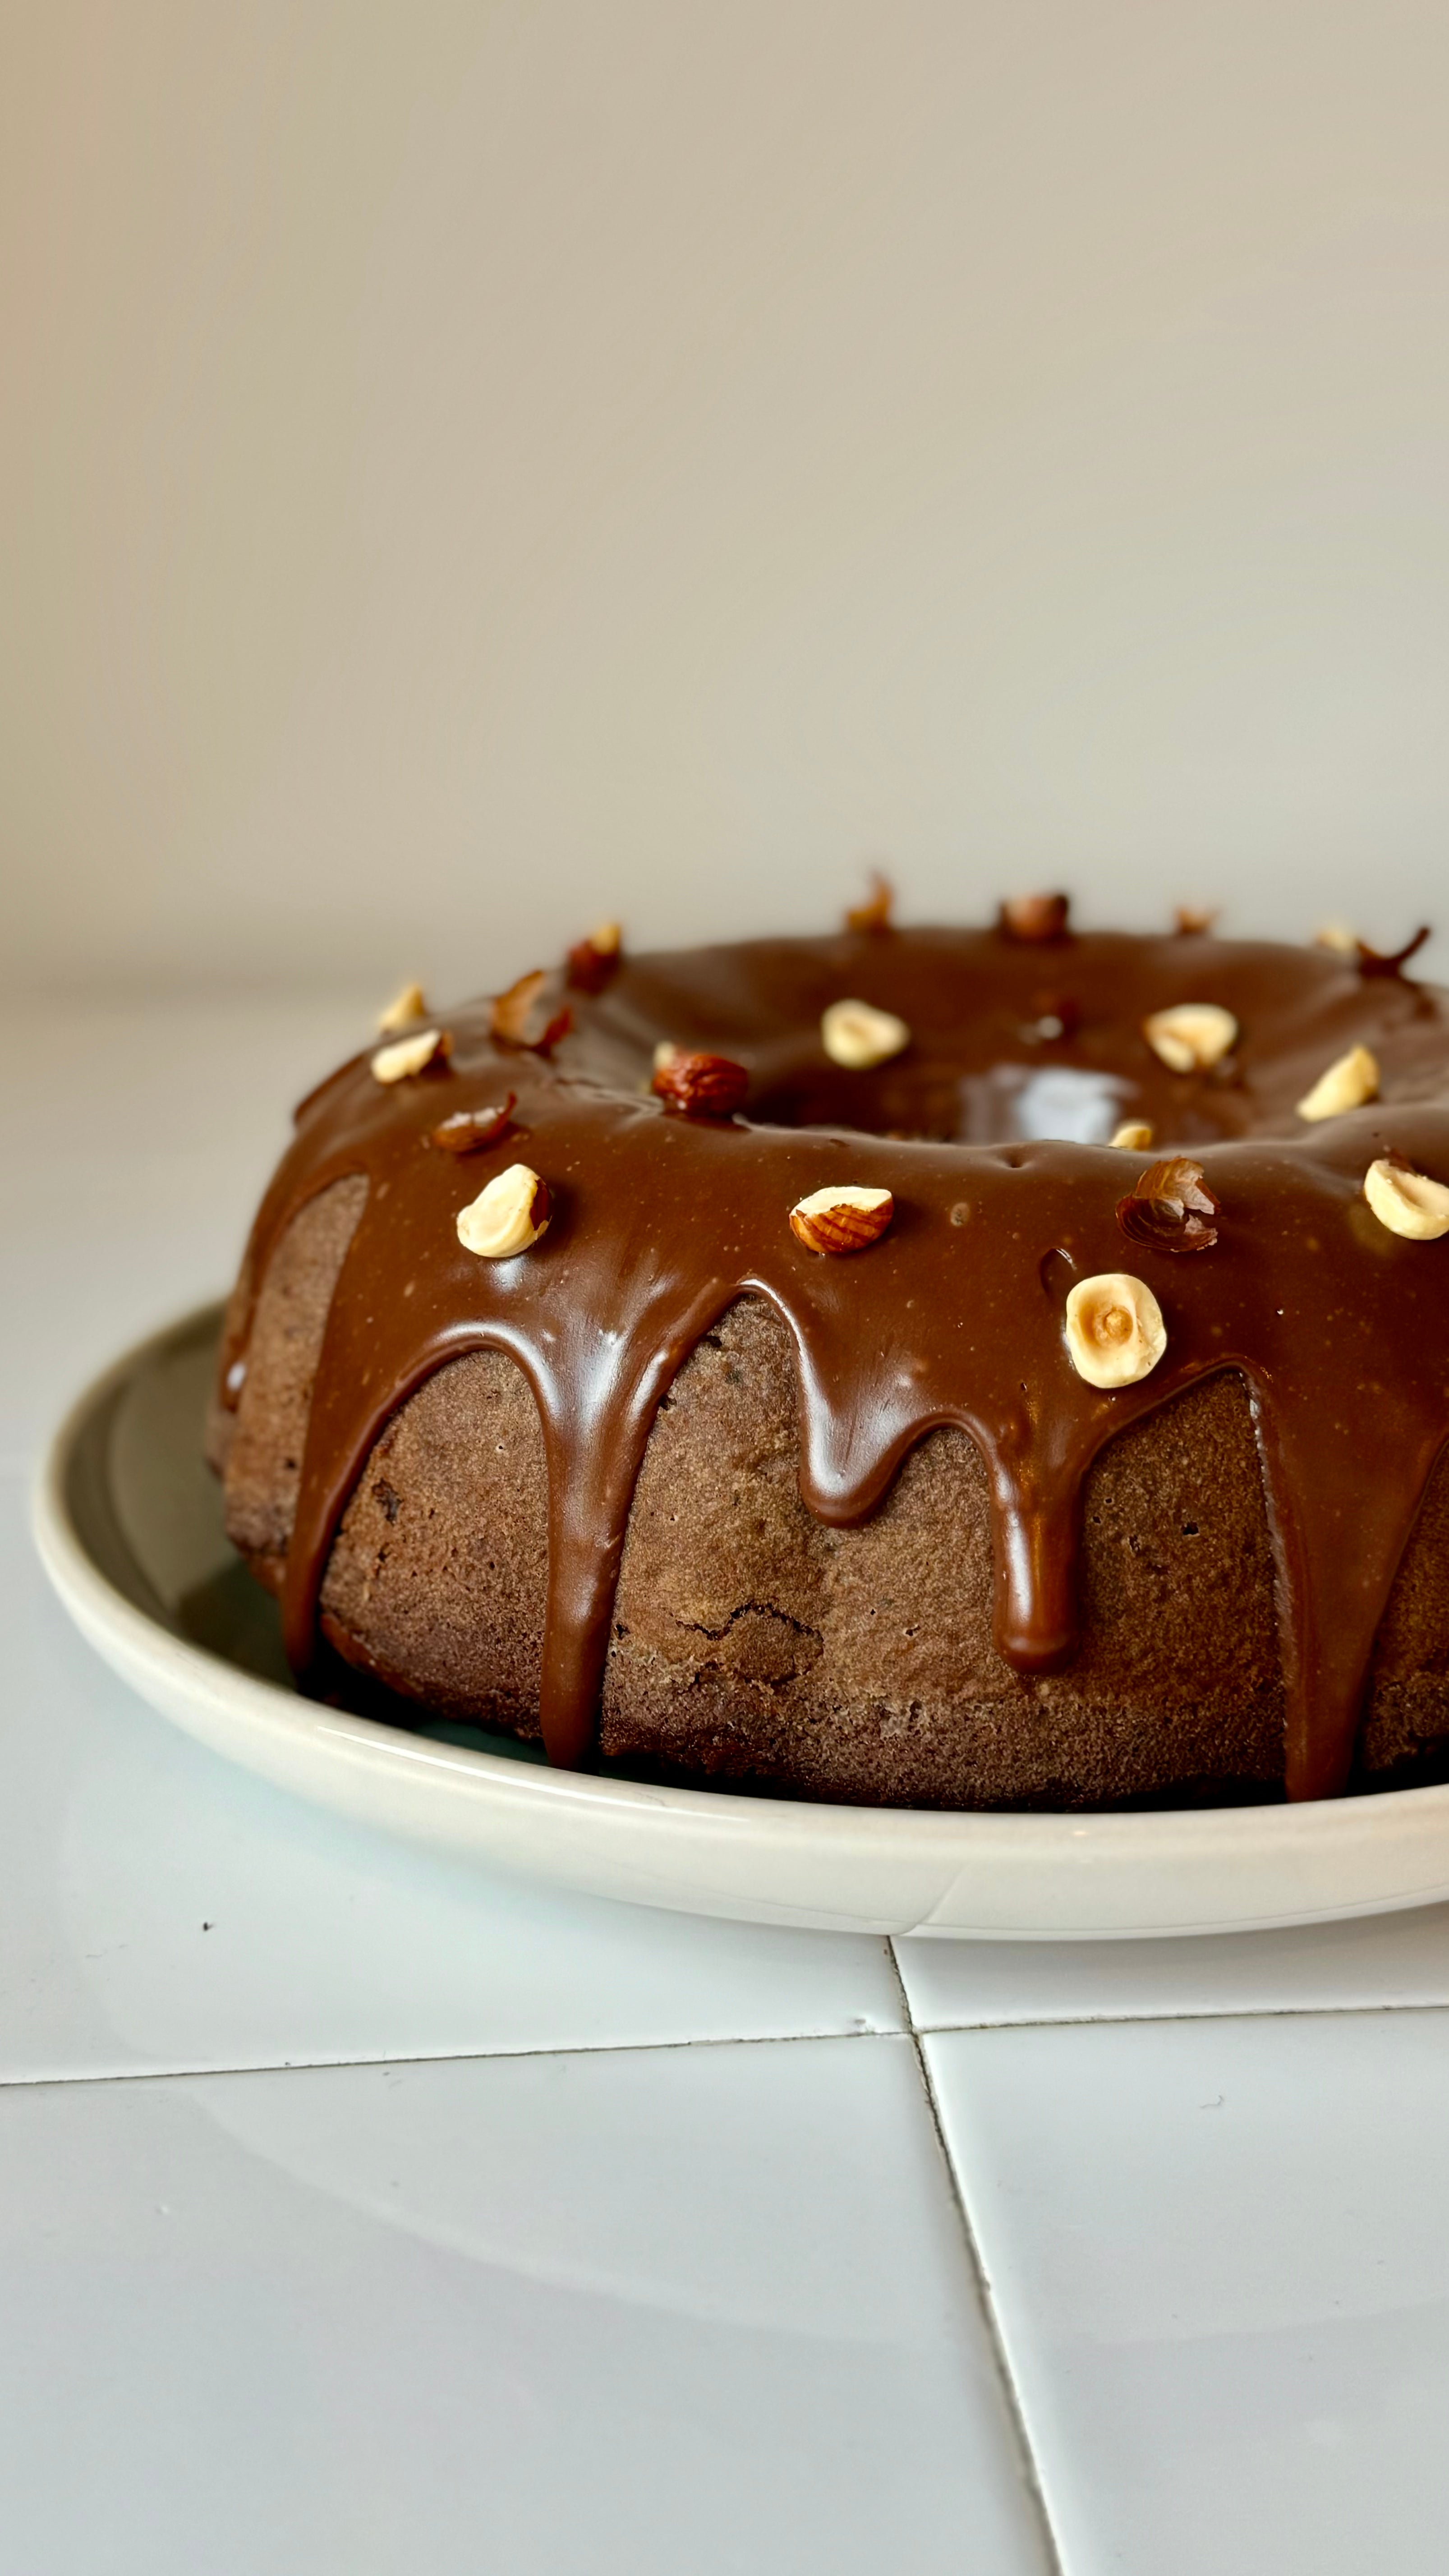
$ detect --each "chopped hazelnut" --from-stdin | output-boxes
[1363,1156,1449,1242]
[377,980,429,1035]
[1116,1156,1221,1254]
[1356,925,1431,980]
[1315,920,1358,957]
[820,998,911,1070]
[998,892,1070,943]
[566,922,623,994]
[788,1185,894,1255]
[651,1050,750,1118]
[1173,905,1218,937]
[1110,1120,1155,1152]
[370,1027,451,1084]
[1064,1273,1167,1389]
[845,871,894,934]
[490,970,572,1052]
[430,1095,516,1154]
[455,1163,552,1258]
[1296,1043,1379,1122]
[1143,1003,1238,1075]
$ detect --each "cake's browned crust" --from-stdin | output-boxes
[603,1302,1286,1804]
[207,1176,368,1590]
[216,1180,1449,1804]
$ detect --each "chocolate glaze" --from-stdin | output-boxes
[219,925,1449,1800]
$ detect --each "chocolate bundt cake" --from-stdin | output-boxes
[208,897,1449,1809]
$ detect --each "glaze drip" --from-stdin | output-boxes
[219,927,1449,1801]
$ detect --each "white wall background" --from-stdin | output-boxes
[4,0,1449,997]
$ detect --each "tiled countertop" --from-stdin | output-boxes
[8,993,1449,2572]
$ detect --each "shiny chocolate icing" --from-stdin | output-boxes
[219,919,1449,1801]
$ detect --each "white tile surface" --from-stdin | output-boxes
[929,2012,1449,2576]
[4,1477,902,2077]
[895,1901,1449,2029]
[0,2037,1049,2576]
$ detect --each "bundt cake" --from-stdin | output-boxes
[207,895,1449,1809]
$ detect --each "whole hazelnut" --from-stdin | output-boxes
[1064,1273,1167,1389]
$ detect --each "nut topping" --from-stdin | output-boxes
[845,870,894,934]
[1173,905,1218,937]
[1296,1042,1379,1122]
[1116,1155,1221,1254]
[1356,925,1431,980]
[998,892,1070,943]
[566,921,623,994]
[490,970,573,1053]
[1109,1120,1154,1152]
[370,1027,451,1083]
[1315,920,1358,957]
[651,1049,750,1118]
[1064,1273,1167,1389]
[1143,1003,1238,1074]
[789,1185,894,1255]
[455,1163,552,1258]
[430,1095,516,1154]
[820,997,911,1070]
[377,980,429,1035]
[1363,1155,1449,1242]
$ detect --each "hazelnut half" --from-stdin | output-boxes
[377,980,429,1035]
[1143,1003,1238,1074]
[821,997,911,1070]
[455,1163,552,1258]
[371,1027,451,1083]
[789,1185,894,1255]
[1296,1043,1379,1122]
[1064,1272,1167,1389]
[1363,1156,1449,1242]
[1109,1120,1154,1152]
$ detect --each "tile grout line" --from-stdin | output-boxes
[9,1982,1449,2099]
[907,1992,1449,2035]
[887,1944,1067,2576]
[0,2020,901,2097]
[913,2034,1069,2576]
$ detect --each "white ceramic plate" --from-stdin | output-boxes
[32,1303,1449,1940]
